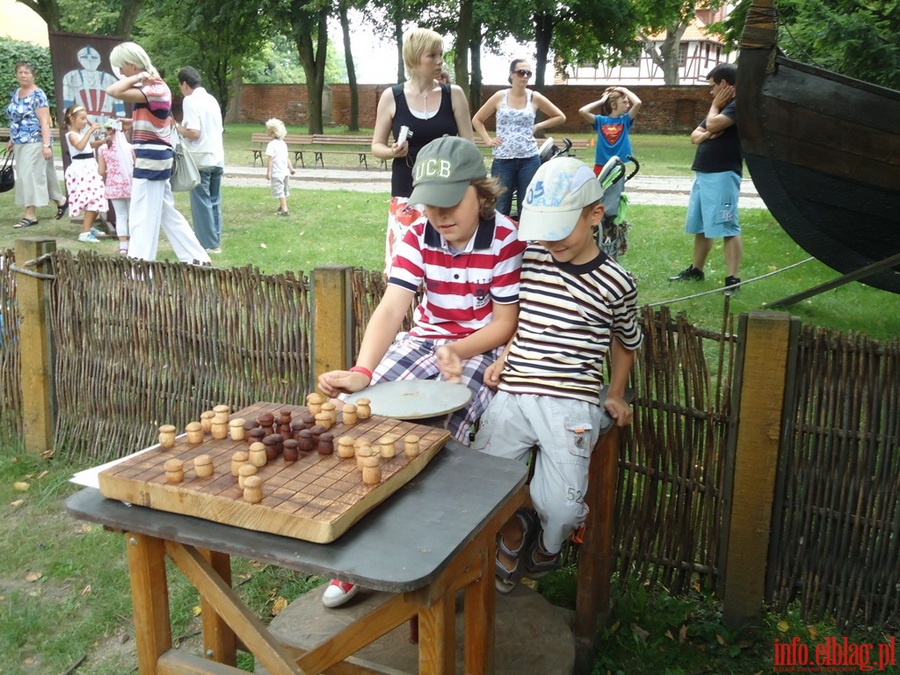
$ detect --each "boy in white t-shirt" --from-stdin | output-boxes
[264,118,295,215]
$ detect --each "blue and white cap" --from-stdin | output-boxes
[518,158,604,241]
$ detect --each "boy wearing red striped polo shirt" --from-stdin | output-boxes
[317,135,526,607]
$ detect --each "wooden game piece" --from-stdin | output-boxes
[231,450,249,477]
[356,444,373,471]
[337,436,356,458]
[307,393,325,416]
[321,401,337,425]
[278,409,293,427]
[242,475,263,504]
[314,412,332,431]
[297,429,314,453]
[362,456,382,485]
[263,434,283,460]
[211,413,229,440]
[317,432,335,455]
[379,436,397,459]
[301,413,316,427]
[247,427,266,446]
[213,404,231,416]
[243,418,260,432]
[200,410,215,433]
[185,422,204,445]
[257,412,275,436]
[290,420,307,439]
[248,442,267,468]
[283,439,300,462]
[229,418,246,441]
[341,403,358,426]
[194,454,214,479]
[404,435,421,459]
[158,424,177,449]
[238,463,257,489]
[164,458,184,483]
[356,398,371,420]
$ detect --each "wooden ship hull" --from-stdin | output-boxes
[737,0,900,293]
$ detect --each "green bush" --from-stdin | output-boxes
[0,36,54,126]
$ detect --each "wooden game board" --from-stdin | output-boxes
[98,402,451,543]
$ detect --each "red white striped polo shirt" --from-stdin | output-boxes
[388,213,525,340]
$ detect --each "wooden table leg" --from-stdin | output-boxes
[200,549,237,666]
[124,531,172,675]
[417,592,456,674]
[464,546,495,675]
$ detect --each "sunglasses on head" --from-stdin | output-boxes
[515,69,533,78]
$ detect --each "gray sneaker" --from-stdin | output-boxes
[669,265,704,281]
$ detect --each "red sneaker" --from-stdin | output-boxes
[322,579,359,608]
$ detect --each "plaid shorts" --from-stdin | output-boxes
[371,333,502,444]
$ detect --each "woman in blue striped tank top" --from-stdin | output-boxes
[472,59,566,218]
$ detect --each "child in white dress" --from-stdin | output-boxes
[62,105,107,243]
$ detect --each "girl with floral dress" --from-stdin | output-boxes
[97,122,134,255]
[62,105,107,243]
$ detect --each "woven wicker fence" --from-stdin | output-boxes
[768,328,900,627]
[0,249,22,442]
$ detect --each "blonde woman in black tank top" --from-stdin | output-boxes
[371,27,473,275]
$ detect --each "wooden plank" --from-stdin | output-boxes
[15,237,56,454]
[417,593,456,674]
[98,403,451,543]
[313,266,353,380]
[125,532,173,675]
[722,311,794,628]
[200,549,237,666]
[157,650,246,674]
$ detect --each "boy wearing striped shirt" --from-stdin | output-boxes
[472,157,642,593]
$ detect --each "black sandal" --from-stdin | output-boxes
[495,509,540,593]
[55,198,68,220]
[13,218,38,228]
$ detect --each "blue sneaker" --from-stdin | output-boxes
[78,231,100,243]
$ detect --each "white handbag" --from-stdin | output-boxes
[170,129,200,192]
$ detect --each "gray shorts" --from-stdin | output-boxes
[270,175,290,199]
[472,390,613,552]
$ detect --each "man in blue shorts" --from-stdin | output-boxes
[669,64,743,292]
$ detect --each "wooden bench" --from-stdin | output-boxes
[0,127,10,143]
[247,133,313,168]
[308,134,385,170]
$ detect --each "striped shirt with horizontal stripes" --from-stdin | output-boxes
[131,79,173,181]
[498,244,642,404]
[388,213,525,340]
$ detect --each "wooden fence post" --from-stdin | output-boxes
[15,237,56,455]
[722,310,796,628]
[312,266,353,388]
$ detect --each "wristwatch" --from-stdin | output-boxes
[42,144,51,148]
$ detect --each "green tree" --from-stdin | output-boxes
[631,0,702,85]
[711,0,899,89]
[17,0,145,35]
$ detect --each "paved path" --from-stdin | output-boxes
[223,165,768,209]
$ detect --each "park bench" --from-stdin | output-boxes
[307,134,386,170]
[0,127,9,142]
[247,133,313,168]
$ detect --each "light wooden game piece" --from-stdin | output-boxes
[185,422,204,444]
[321,401,337,425]
[356,444,373,471]
[164,458,184,483]
[404,435,421,459]
[213,404,231,416]
[356,398,371,420]
[158,424,176,449]
[307,392,325,416]
[200,410,215,433]
[243,475,263,504]
[337,436,356,458]
[248,442,267,468]
[362,456,382,485]
[194,454,214,479]
[379,436,397,459]
[229,418,246,441]
[211,412,229,440]
[231,450,248,477]
[314,412,333,431]
[238,463,257,489]
[341,403,358,426]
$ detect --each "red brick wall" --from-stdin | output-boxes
[237,83,711,134]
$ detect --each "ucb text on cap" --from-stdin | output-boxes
[518,158,604,242]
[408,136,487,208]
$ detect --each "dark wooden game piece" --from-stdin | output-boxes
[283,439,299,462]
[247,427,266,446]
[297,430,314,453]
[263,434,283,460]
[317,432,335,455]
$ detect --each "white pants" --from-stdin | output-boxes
[111,198,130,238]
[129,178,210,264]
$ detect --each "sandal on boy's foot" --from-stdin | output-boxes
[495,508,540,593]
[13,218,38,228]
[55,199,69,220]
[322,579,359,608]
[524,533,561,580]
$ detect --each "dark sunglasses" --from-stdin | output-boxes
[515,69,533,78]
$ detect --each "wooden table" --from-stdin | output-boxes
[66,440,527,675]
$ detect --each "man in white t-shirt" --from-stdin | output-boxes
[176,66,225,253]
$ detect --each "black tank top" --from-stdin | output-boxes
[390,82,459,197]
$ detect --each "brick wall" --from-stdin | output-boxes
[237,83,711,134]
